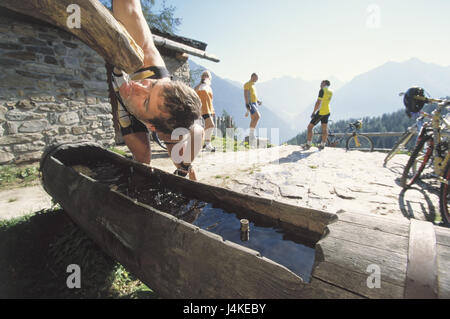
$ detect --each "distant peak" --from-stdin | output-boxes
[405,57,423,64]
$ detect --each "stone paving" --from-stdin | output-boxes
[0,144,441,224]
[170,145,439,223]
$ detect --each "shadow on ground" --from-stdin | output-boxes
[0,209,156,299]
[271,150,316,165]
[398,187,438,223]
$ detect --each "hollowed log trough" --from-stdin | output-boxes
[39,142,450,298]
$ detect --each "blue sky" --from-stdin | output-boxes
[155,0,450,83]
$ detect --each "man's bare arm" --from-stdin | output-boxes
[244,90,250,105]
[113,0,165,71]
[312,99,321,116]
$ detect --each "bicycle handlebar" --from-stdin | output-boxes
[413,95,447,104]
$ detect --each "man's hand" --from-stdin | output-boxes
[245,103,251,117]
[257,100,262,106]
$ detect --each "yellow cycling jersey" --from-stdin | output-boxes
[318,86,332,115]
[244,80,258,103]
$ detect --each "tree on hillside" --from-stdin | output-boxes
[99,0,181,33]
[286,107,430,149]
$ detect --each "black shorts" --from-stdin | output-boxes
[310,113,330,125]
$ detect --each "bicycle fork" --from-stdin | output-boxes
[352,134,361,147]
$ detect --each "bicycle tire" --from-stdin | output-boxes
[346,134,374,152]
[439,160,450,226]
[151,131,167,150]
[384,131,415,166]
[400,136,433,189]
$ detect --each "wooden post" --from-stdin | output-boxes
[405,219,438,298]
[240,219,249,241]
[1,0,144,73]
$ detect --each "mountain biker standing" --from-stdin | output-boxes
[304,80,333,150]
[195,70,216,152]
[244,73,262,146]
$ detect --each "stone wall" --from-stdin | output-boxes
[0,8,191,164]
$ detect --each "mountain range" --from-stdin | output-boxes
[190,58,450,143]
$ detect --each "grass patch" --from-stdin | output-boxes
[0,208,156,299]
[108,146,131,158]
[0,163,40,190]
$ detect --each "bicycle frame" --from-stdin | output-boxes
[415,97,450,178]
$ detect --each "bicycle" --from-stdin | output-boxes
[313,119,374,151]
[399,94,450,225]
[383,110,429,166]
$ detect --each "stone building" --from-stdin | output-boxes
[0,6,217,164]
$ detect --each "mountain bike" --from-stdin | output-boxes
[383,111,430,166]
[313,119,374,151]
[399,95,450,225]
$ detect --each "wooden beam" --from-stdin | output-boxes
[153,34,220,63]
[1,0,144,73]
[404,219,438,298]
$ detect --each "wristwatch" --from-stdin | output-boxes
[174,162,191,177]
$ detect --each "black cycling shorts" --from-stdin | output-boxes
[310,112,330,125]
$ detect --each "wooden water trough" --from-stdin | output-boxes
[39,142,450,298]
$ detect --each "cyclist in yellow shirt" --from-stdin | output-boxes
[304,80,333,151]
[243,73,262,143]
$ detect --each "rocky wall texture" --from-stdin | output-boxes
[0,9,191,164]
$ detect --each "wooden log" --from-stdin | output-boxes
[40,142,338,298]
[437,243,450,298]
[314,235,408,288]
[1,0,144,73]
[39,143,450,299]
[153,34,220,63]
[404,219,438,298]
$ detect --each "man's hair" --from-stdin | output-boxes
[323,80,331,86]
[155,81,201,134]
[251,73,258,78]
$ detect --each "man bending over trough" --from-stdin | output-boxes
[111,0,204,180]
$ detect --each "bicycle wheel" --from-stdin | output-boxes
[326,134,341,148]
[384,131,414,166]
[151,131,167,150]
[346,134,374,152]
[400,136,433,189]
[439,161,450,226]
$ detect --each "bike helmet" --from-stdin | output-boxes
[403,87,426,115]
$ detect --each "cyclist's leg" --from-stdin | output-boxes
[320,114,330,145]
[307,113,320,144]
